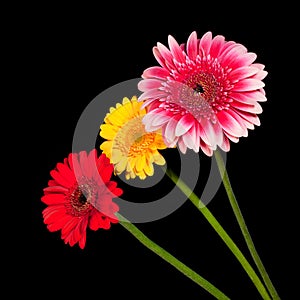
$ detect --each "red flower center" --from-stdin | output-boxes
[66,178,97,217]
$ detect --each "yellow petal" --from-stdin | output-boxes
[154,134,168,149]
[138,172,146,180]
[122,97,131,105]
[144,162,154,176]
[135,155,146,173]
[99,124,117,139]
[100,141,113,158]
[153,152,166,165]
[111,149,123,164]
[115,157,128,174]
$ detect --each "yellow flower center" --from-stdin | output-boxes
[113,116,156,158]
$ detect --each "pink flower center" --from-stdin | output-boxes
[163,59,232,123]
[184,73,218,103]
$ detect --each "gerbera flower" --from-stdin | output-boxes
[41,150,122,249]
[138,31,267,156]
[99,96,167,180]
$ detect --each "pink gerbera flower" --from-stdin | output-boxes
[138,31,267,156]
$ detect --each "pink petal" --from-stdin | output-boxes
[188,125,199,152]
[138,88,166,99]
[252,63,265,70]
[224,131,240,143]
[218,110,247,137]
[152,113,170,126]
[199,31,212,55]
[200,119,222,149]
[210,35,225,58]
[230,52,257,69]
[229,66,259,81]
[232,79,265,92]
[183,129,198,151]
[220,44,248,68]
[218,41,236,57]
[157,42,176,68]
[168,35,186,63]
[178,137,187,153]
[164,117,178,143]
[153,46,168,69]
[233,109,261,126]
[230,101,262,114]
[186,31,198,60]
[219,134,230,152]
[229,91,267,103]
[142,66,170,79]
[138,79,163,92]
[252,70,268,80]
[140,98,160,109]
[175,114,195,136]
[200,140,213,156]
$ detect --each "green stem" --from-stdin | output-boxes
[214,149,280,300]
[164,168,271,300]
[117,213,230,300]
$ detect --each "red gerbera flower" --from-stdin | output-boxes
[138,31,267,156]
[41,150,122,249]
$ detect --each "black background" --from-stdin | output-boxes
[12,3,297,299]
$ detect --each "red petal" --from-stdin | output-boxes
[47,214,72,232]
[41,193,66,205]
[43,186,68,194]
[56,162,76,183]
[50,169,73,188]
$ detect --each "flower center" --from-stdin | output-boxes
[184,73,218,103]
[113,116,156,157]
[66,179,97,216]
[165,73,219,123]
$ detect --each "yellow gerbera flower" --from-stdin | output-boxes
[100,96,167,180]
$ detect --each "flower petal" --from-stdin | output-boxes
[168,35,186,63]
[186,31,198,61]
[41,194,66,205]
[218,110,247,137]
[138,79,163,92]
[142,66,170,79]
[199,31,212,55]
[232,79,265,92]
[210,35,225,58]
[175,114,194,136]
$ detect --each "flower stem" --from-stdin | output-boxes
[164,168,271,300]
[117,213,230,300]
[213,149,280,300]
